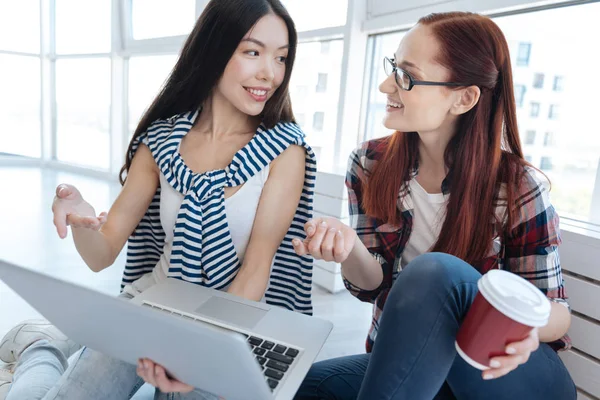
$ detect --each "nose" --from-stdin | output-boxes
[257,59,275,82]
[379,73,397,95]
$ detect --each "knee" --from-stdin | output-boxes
[403,253,478,283]
[389,253,480,300]
[294,360,363,400]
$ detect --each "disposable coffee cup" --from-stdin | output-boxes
[455,269,551,370]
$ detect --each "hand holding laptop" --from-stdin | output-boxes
[137,358,195,394]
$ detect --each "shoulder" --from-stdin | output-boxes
[347,137,390,179]
[270,143,305,176]
[142,112,193,144]
[513,165,552,209]
[268,121,306,144]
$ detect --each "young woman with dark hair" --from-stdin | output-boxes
[0,1,317,398]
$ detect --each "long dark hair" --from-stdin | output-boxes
[120,0,297,184]
[362,12,527,265]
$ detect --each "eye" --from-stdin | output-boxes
[276,56,287,63]
[245,50,259,56]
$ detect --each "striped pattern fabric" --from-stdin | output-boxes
[122,110,316,314]
[344,137,571,352]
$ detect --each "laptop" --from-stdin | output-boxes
[0,260,333,400]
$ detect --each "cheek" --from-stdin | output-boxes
[273,64,286,88]
[406,92,448,120]
[223,57,254,86]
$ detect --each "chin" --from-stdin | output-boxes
[382,116,406,132]
[237,103,265,117]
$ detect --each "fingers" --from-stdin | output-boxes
[56,184,72,199]
[505,329,539,356]
[304,218,322,238]
[138,359,194,393]
[333,230,347,263]
[66,214,106,231]
[52,208,68,239]
[483,365,515,380]
[485,329,539,380]
[320,228,337,261]
[292,238,309,256]
[308,221,328,259]
[138,359,157,387]
[154,364,194,393]
[294,219,353,263]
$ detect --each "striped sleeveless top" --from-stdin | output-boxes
[121,110,317,314]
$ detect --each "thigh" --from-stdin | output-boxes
[157,388,221,400]
[45,347,144,400]
[294,354,370,400]
[446,344,576,400]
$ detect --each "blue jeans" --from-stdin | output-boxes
[295,253,576,400]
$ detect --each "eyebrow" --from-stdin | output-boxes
[241,38,289,50]
[393,54,423,72]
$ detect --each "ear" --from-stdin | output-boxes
[450,85,481,115]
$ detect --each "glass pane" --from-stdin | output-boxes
[56,58,111,169]
[495,3,600,223]
[290,40,344,171]
[364,32,405,141]
[0,0,40,53]
[56,0,111,54]
[132,0,196,40]
[283,0,347,32]
[128,55,178,133]
[0,55,41,158]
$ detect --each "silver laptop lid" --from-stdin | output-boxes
[0,260,273,400]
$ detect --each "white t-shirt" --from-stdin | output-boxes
[401,179,449,268]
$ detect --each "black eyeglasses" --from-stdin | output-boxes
[384,56,468,91]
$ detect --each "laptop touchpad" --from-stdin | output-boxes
[195,297,267,330]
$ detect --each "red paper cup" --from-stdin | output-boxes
[455,269,551,370]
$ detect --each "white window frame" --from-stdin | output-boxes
[1,0,599,227]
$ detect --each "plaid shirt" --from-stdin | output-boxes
[344,138,571,353]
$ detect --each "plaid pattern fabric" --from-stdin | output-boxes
[344,138,571,353]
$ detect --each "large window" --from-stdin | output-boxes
[56,59,111,169]
[364,32,405,141]
[0,0,40,53]
[289,40,344,170]
[491,5,600,223]
[0,55,41,158]
[128,55,178,133]
[55,0,111,54]
[283,0,348,31]
[364,3,600,224]
[131,0,196,40]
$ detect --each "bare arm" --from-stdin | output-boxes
[227,145,305,302]
[340,238,384,291]
[539,301,571,342]
[64,145,160,272]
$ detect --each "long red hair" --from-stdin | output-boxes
[362,12,526,265]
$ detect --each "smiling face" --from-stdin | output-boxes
[379,23,463,134]
[214,13,290,117]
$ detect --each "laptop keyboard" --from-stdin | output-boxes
[243,333,300,391]
[141,302,301,392]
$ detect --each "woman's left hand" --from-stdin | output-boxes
[484,328,539,380]
[137,358,195,393]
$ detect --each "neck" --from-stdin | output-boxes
[417,121,456,179]
[194,91,259,139]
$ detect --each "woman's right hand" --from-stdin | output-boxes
[52,184,107,239]
[292,217,358,263]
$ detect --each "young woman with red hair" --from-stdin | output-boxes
[293,12,576,400]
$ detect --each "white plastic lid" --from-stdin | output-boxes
[478,269,551,327]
